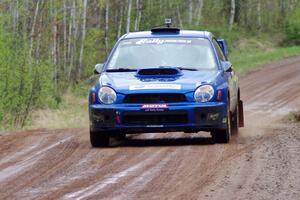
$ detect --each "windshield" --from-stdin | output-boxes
[106,38,217,71]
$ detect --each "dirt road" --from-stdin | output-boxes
[1,56,300,200]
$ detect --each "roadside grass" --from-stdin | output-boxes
[231,46,300,73]
[27,94,89,129]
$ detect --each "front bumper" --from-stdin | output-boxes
[89,102,227,133]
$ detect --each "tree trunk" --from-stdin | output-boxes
[257,0,262,35]
[188,0,193,25]
[105,0,109,55]
[279,0,285,17]
[195,0,204,27]
[29,0,41,68]
[12,0,19,33]
[229,0,236,31]
[35,10,43,61]
[117,2,124,39]
[177,5,183,29]
[22,0,29,39]
[63,0,67,74]
[97,0,102,29]
[134,0,142,31]
[68,1,76,80]
[51,0,58,93]
[126,0,132,33]
[51,0,58,65]
[78,0,88,81]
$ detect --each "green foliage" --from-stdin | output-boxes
[286,5,300,44]
[83,28,106,78]
[202,25,241,52]
[231,45,300,73]
[0,22,56,130]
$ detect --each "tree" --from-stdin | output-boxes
[286,3,300,44]
[229,0,236,30]
[126,0,132,32]
[134,0,142,31]
[78,0,88,81]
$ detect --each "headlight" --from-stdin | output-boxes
[98,86,117,104]
[194,85,215,102]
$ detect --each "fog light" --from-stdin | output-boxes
[222,117,227,124]
[94,114,105,122]
[208,113,220,121]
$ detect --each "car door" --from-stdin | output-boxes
[212,39,237,111]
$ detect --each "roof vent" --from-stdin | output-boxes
[137,67,181,76]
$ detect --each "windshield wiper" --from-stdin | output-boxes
[106,68,137,72]
[157,66,199,71]
[177,67,199,71]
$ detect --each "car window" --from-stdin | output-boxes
[212,39,226,61]
[107,38,217,70]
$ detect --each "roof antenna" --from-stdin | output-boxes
[165,18,172,28]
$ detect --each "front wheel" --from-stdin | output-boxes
[211,98,232,143]
[90,130,110,147]
[211,126,231,143]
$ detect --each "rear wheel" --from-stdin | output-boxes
[211,97,232,143]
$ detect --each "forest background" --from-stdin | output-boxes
[0,0,300,130]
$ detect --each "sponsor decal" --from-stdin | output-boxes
[129,84,181,90]
[141,104,168,112]
[141,104,168,109]
[135,38,192,45]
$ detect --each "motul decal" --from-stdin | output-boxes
[141,104,168,109]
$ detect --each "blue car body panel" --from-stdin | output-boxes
[89,30,239,134]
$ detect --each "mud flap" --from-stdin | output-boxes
[239,100,244,127]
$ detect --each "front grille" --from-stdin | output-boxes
[123,111,188,125]
[123,93,186,103]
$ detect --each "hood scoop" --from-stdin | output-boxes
[136,67,182,77]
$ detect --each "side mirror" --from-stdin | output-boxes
[217,39,229,58]
[94,63,104,74]
[222,61,232,72]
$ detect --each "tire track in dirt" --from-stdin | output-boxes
[14,134,179,199]
[61,150,165,200]
[0,136,73,182]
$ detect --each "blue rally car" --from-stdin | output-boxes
[89,21,244,147]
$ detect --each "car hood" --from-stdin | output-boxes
[99,70,222,94]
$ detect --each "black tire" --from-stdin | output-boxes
[90,130,110,147]
[116,133,126,140]
[211,97,232,143]
[211,129,230,143]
